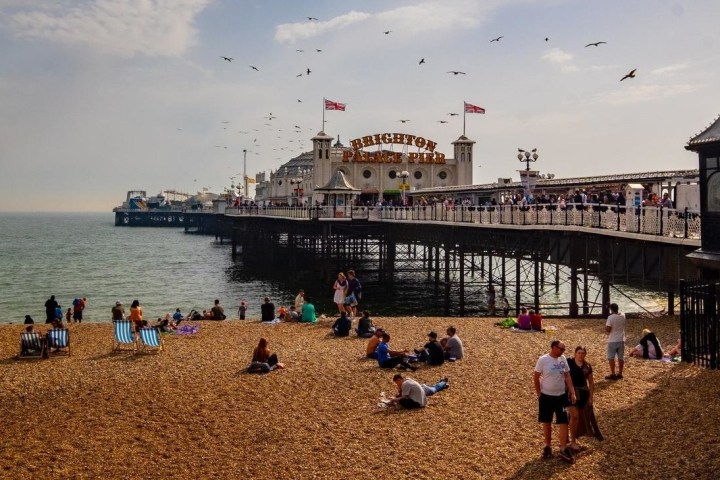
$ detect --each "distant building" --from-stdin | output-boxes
[254,130,475,205]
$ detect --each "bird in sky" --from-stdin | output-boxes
[294,125,301,129]
[249,65,259,71]
[307,17,318,21]
[296,73,303,77]
[490,36,503,42]
[220,56,233,62]
[383,30,392,35]
[398,119,410,123]
[447,71,466,75]
[296,49,304,52]
[215,145,227,149]
[296,99,302,103]
[545,37,549,42]
[447,112,459,116]
[221,120,230,124]
[438,120,448,124]
[518,148,525,152]
[306,68,311,75]
[620,68,637,81]
[585,41,607,47]
[419,58,425,65]
[315,49,322,52]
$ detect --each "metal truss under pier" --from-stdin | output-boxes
[222,216,700,317]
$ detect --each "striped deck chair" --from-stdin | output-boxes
[138,327,164,354]
[47,328,70,357]
[112,320,137,353]
[18,331,47,359]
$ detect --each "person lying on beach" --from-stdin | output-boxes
[156,313,176,332]
[356,311,376,338]
[376,333,416,371]
[414,331,445,366]
[247,338,284,373]
[388,374,449,409]
[629,329,663,359]
[366,329,384,359]
[332,311,352,337]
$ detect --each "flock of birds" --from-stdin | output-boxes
[190,16,638,178]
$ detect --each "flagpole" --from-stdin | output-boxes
[463,102,466,136]
[322,97,325,132]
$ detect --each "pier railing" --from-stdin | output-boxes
[226,203,701,240]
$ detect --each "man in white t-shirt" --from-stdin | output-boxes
[533,340,576,463]
[605,303,626,380]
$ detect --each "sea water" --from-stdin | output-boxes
[0,213,292,323]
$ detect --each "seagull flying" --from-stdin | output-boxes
[585,41,607,47]
[419,58,425,65]
[296,73,303,77]
[545,37,549,42]
[447,71,466,75]
[307,17,318,21]
[297,99,302,103]
[383,30,392,35]
[220,56,233,62]
[306,68,311,75]
[296,49,304,52]
[249,65,259,71]
[438,120,448,124]
[398,119,410,123]
[447,113,459,116]
[619,68,637,81]
[490,36,503,42]
[315,49,322,52]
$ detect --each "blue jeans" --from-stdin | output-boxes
[422,379,448,396]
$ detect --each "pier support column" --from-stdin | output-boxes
[515,254,521,315]
[668,289,675,315]
[427,245,433,280]
[501,252,506,297]
[569,267,579,317]
[534,256,540,312]
[459,246,465,316]
[602,280,611,317]
[444,245,451,315]
[386,239,396,284]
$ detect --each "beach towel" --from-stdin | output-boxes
[175,325,199,335]
[510,327,537,333]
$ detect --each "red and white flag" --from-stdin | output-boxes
[324,99,346,111]
[464,102,485,114]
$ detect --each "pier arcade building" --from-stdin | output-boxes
[254,130,475,205]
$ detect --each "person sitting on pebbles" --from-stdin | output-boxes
[376,333,416,371]
[414,331,445,366]
[441,326,465,361]
[629,329,663,359]
[366,328,384,359]
[332,311,352,337]
[248,338,284,373]
[355,311,376,338]
[388,374,449,409]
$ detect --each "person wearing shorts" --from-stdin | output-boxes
[533,340,577,463]
[605,303,626,380]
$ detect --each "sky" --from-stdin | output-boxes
[1,0,718,212]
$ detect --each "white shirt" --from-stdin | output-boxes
[534,354,569,396]
[401,378,427,407]
[606,313,626,343]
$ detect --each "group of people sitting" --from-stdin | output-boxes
[496,307,544,331]
[364,326,465,371]
[260,293,317,324]
[628,328,681,360]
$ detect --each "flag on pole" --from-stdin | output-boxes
[324,99,346,111]
[464,102,485,114]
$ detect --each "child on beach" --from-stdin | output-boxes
[65,308,72,324]
[501,297,510,317]
[238,301,247,320]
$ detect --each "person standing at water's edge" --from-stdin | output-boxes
[533,340,576,463]
[129,300,143,332]
[605,303,626,380]
[45,295,58,323]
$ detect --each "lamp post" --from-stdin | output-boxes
[517,148,539,171]
[399,170,410,206]
[517,149,539,201]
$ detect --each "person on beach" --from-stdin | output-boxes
[414,331,445,366]
[605,303,626,380]
[54,305,63,322]
[288,306,299,321]
[356,311,375,338]
[441,326,464,360]
[366,328,384,359]
[665,334,681,358]
[44,295,58,323]
[388,374,449,409]
[172,308,184,324]
[629,329,663,359]
[238,301,247,320]
[24,315,34,325]
[376,333,416,371]
[247,338,284,373]
[530,309,544,331]
[112,301,125,320]
[332,311,352,337]
[261,297,275,322]
[300,297,316,323]
[516,307,532,330]
[344,270,361,318]
[210,299,226,320]
[72,297,86,323]
[129,300,143,332]
[294,290,305,312]
[501,297,511,317]
[487,283,496,316]
[567,346,601,451]
[533,340,577,463]
[332,272,348,314]
[65,308,72,324]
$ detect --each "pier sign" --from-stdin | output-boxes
[343,133,446,164]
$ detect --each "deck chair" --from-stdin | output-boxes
[112,319,137,353]
[47,328,70,357]
[138,327,164,354]
[18,331,47,359]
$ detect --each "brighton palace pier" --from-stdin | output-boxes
[254,130,475,205]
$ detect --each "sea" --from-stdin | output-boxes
[0,213,667,324]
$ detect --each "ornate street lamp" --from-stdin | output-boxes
[517,148,539,171]
[399,170,410,206]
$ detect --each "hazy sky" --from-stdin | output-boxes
[1,0,718,212]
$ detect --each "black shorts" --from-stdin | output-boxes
[72,311,83,321]
[538,393,569,424]
[572,388,590,409]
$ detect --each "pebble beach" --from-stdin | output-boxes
[2,315,719,479]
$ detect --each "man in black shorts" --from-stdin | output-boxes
[533,340,577,463]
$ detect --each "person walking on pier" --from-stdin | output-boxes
[605,303,626,380]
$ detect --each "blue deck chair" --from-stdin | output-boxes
[112,320,137,353]
[138,327,164,354]
[47,328,70,356]
[18,331,47,359]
